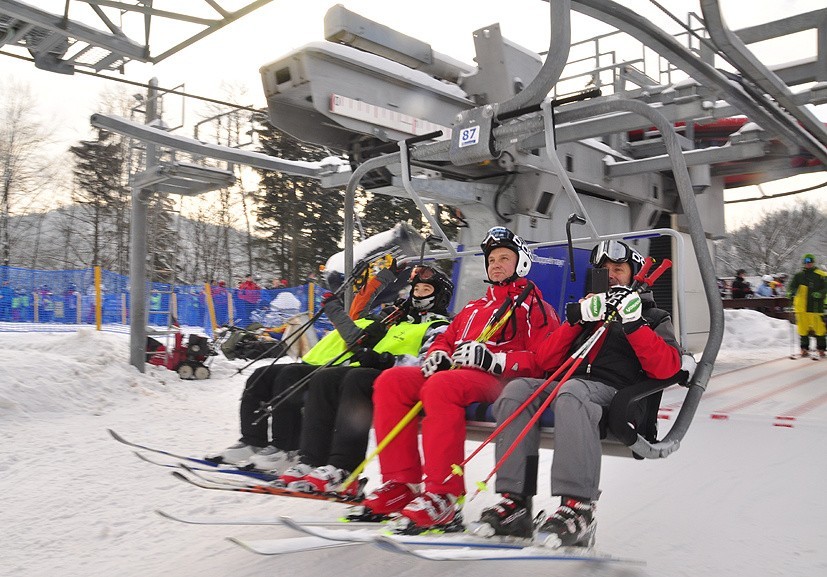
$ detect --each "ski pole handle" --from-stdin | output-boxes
[641,258,671,289]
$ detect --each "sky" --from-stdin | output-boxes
[0,309,825,576]
[1,0,825,227]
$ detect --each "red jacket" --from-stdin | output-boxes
[535,293,681,388]
[428,278,559,379]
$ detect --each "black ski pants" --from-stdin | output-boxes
[299,366,381,473]
[239,363,317,450]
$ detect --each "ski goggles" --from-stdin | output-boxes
[481,227,518,252]
[410,265,439,283]
[803,256,814,264]
[589,240,633,266]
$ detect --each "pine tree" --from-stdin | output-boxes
[69,128,127,268]
[252,114,342,284]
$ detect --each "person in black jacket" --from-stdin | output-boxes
[731,269,753,298]
[475,240,682,547]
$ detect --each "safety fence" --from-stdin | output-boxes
[0,265,330,336]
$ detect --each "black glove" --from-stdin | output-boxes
[388,257,407,277]
[351,347,395,370]
[321,291,341,308]
[565,301,583,325]
[360,320,388,349]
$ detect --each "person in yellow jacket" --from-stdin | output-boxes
[787,254,826,359]
[207,261,453,477]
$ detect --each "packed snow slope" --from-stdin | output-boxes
[1,309,825,577]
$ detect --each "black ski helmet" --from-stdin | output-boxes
[408,266,454,315]
[589,240,645,276]
[480,226,532,282]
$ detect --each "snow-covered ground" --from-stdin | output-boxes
[1,309,825,577]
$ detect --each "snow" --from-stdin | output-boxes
[1,310,826,577]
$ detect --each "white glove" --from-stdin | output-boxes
[451,342,506,375]
[421,350,452,377]
[580,293,607,322]
[614,291,642,324]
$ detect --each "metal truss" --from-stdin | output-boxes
[0,0,274,74]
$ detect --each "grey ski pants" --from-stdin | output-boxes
[492,377,617,502]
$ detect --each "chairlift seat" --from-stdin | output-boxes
[464,369,690,459]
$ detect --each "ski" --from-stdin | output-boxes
[155,509,379,528]
[171,470,366,504]
[109,429,252,472]
[227,536,360,555]
[281,517,539,548]
[132,451,279,482]
[372,536,646,564]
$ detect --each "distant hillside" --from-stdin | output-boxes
[5,206,255,284]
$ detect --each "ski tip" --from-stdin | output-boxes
[372,535,412,555]
[279,516,307,532]
[155,509,177,522]
[226,537,254,553]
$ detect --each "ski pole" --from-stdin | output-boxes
[252,303,410,425]
[238,254,388,392]
[470,258,670,498]
[234,307,326,376]
[337,282,536,492]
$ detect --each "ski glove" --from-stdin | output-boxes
[614,291,643,323]
[359,321,388,349]
[421,350,452,377]
[451,342,506,375]
[321,291,340,308]
[585,292,609,322]
[351,347,395,370]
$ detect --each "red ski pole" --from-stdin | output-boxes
[470,257,671,498]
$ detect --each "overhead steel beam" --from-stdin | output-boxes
[701,0,827,157]
[569,0,827,165]
[605,140,767,178]
[0,0,147,59]
[90,113,335,180]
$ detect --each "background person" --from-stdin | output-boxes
[787,254,826,358]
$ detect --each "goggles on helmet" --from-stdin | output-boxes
[803,256,814,264]
[481,227,518,254]
[409,265,439,283]
[589,240,633,267]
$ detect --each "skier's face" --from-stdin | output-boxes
[411,283,435,298]
[603,261,632,287]
[487,248,517,283]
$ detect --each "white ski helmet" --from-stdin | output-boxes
[762,274,774,283]
[481,226,532,281]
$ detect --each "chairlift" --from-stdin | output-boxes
[338,0,723,461]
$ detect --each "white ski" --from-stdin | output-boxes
[155,509,377,528]
[372,535,646,564]
[227,536,360,555]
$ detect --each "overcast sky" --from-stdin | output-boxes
[2,0,825,227]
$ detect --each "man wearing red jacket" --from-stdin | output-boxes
[475,240,682,547]
[363,226,560,529]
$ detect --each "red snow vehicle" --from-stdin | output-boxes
[146,333,215,379]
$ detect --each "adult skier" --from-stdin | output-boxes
[475,240,681,547]
[361,226,559,529]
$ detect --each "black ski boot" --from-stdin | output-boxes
[473,493,534,538]
[537,497,596,548]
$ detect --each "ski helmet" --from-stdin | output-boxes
[408,265,454,315]
[589,240,645,276]
[761,274,774,283]
[803,253,815,264]
[480,226,532,281]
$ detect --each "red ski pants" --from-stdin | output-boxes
[372,365,503,496]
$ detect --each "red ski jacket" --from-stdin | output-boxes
[428,277,559,379]
[535,292,681,388]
